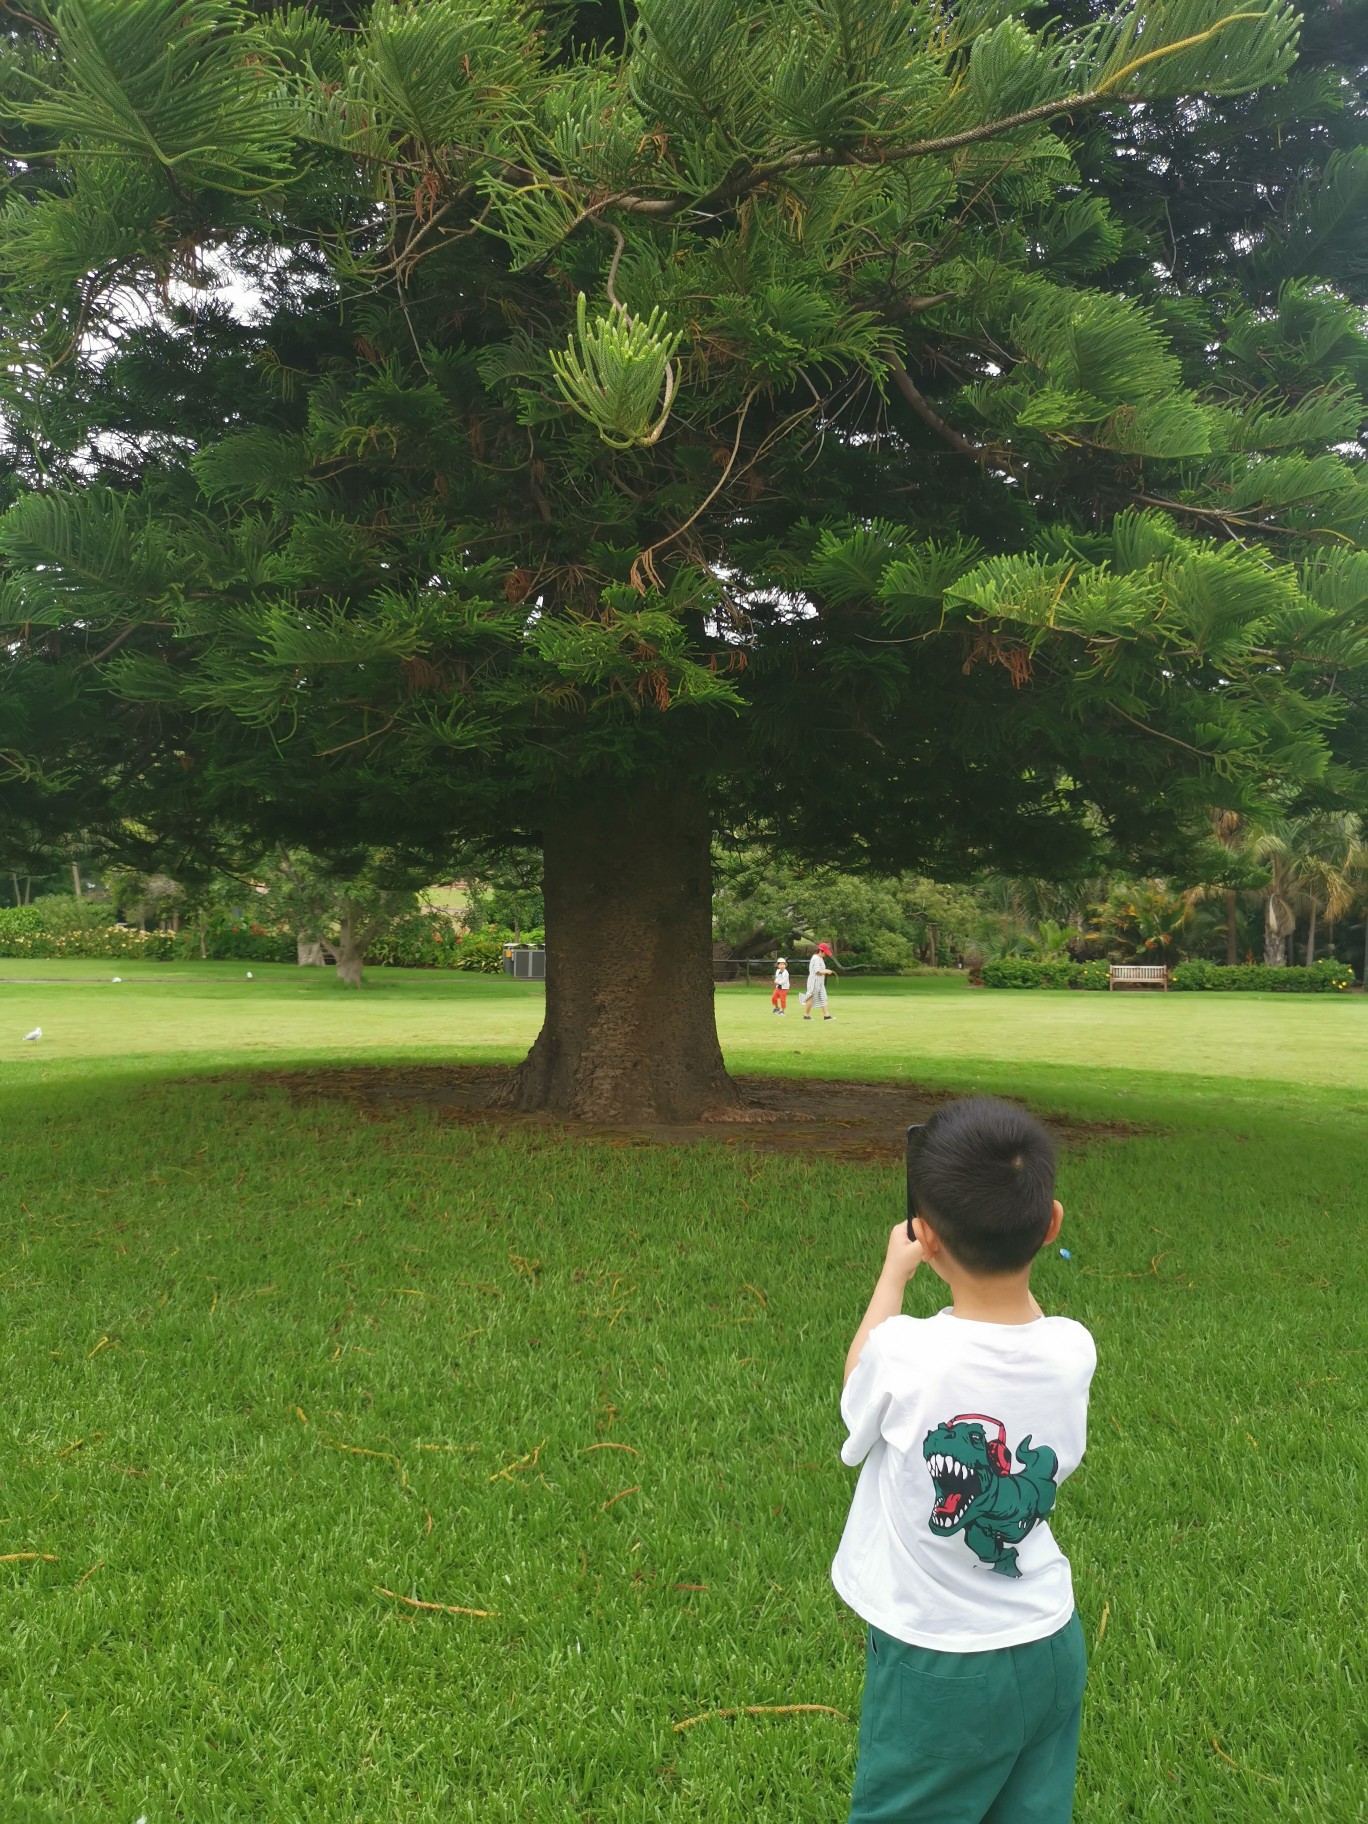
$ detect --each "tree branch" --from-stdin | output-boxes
[631,389,760,591]
[887,359,980,458]
[78,621,169,669]
[602,12,1275,219]
[606,91,1105,219]
[1133,493,1350,542]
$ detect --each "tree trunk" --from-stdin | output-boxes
[1305,899,1317,966]
[71,860,82,899]
[297,937,326,966]
[325,916,363,986]
[1225,890,1238,967]
[334,948,363,987]
[505,782,739,1122]
[326,903,368,987]
[1263,892,1289,967]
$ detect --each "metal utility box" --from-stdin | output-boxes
[503,945,546,980]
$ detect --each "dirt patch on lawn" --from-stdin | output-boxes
[251,1064,1146,1163]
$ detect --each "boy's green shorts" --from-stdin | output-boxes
[848,1611,1086,1824]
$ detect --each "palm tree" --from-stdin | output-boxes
[1207,809,1247,967]
[1293,815,1364,964]
[1247,813,1366,966]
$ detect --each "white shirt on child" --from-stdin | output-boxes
[775,968,790,989]
[832,1309,1096,1652]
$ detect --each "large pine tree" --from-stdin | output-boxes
[0,0,1366,1118]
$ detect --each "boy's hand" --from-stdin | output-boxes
[843,1225,923,1382]
[882,1222,924,1285]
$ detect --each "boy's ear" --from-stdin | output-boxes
[1042,1200,1064,1248]
[911,1214,940,1256]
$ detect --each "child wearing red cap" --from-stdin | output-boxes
[801,943,834,1020]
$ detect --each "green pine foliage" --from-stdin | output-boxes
[0,0,1362,898]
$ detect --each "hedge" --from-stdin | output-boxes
[1168,958,1354,993]
[982,957,1355,992]
[0,920,293,963]
[362,920,541,971]
[0,905,536,971]
[980,959,1111,990]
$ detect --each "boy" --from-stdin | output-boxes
[772,956,790,1015]
[833,1097,1095,1824]
[801,941,834,1020]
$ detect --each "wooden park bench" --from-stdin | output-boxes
[1108,963,1169,992]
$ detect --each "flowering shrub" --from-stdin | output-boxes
[0,903,548,970]
[192,916,294,962]
[0,904,292,962]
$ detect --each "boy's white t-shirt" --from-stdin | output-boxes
[832,1309,1096,1652]
[775,968,790,989]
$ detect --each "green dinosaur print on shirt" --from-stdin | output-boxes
[922,1414,1059,1579]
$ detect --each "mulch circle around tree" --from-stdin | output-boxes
[246,1065,1145,1163]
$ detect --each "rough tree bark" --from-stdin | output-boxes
[1225,889,1238,966]
[297,937,326,966]
[1305,898,1317,965]
[504,782,739,1122]
[327,904,369,988]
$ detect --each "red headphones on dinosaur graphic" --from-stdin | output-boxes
[950,1414,1012,1476]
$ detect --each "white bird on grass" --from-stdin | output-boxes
[246,971,253,979]
[111,976,122,984]
[23,1026,41,1042]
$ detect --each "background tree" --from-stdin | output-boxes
[0,0,1366,1119]
[712,846,985,969]
[463,852,546,947]
[102,865,187,934]
[268,848,423,985]
[1245,809,1367,965]
[1292,814,1365,965]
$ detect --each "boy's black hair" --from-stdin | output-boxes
[911,1097,1056,1273]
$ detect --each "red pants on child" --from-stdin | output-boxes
[771,987,788,1011]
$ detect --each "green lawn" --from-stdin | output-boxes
[1,969,1364,1820]
[3,962,1365,1101]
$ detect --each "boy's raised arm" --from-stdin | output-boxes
[844,1224,923,1385]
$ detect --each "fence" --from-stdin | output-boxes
[501,950,922,985]
[711,955,890,985]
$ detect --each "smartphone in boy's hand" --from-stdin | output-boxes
[905,1123,926,1238]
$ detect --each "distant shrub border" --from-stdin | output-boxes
[980,959,1111,990]
[982,957,1355,992]
[0,921,293,964]
[0,904,538,972]
[1168,959,1354,993]
[366,919,542,972]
